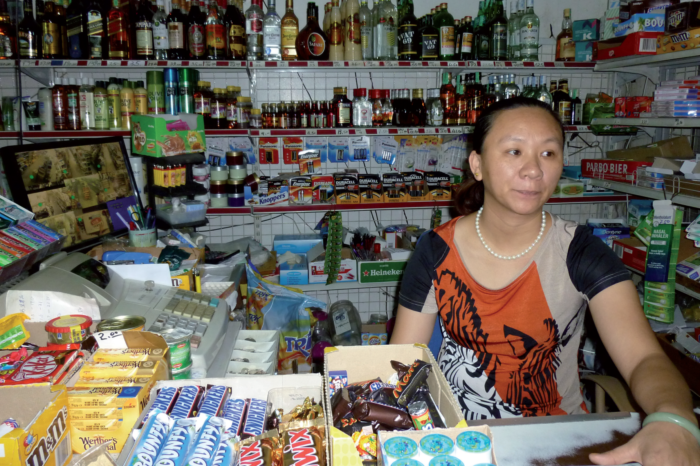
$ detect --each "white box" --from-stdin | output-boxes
[307,242,358,283]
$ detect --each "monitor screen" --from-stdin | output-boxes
[0,137,143,251]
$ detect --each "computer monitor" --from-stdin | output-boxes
[0,137,143,252]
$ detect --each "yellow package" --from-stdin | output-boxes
[73,377,154,388]
[91,348,167,363]
[68,407,124,420]
[0,313,30,349]
[187,131,205,151]
[79,360,163,378]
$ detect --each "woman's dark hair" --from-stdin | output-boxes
[455,96,565,216]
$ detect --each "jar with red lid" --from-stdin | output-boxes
[46,314,93,344]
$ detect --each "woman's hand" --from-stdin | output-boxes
[590,421,700,466]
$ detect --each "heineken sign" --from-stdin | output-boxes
[359,261,407,283]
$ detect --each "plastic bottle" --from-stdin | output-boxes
[134,80,148,115]
[66,77,80,130]
[38,87,54,131]
[120,80,135,130]
[52,77,68,130]
[79,77,95,130]
[94,80,109,129]
[107,77,122,129]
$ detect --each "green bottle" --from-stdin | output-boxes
[94,80,109,130]
[489,0,508,61]
[435,3,455,60]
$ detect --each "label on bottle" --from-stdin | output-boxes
[108,16,128,58]
[226,103,237,122]
[168,22,185,49]
[19,31,38,59]
[94,95,108,129]
[558,101,571,123]
[148,85,165,113]
[195,97,211,114]
[246,15,262,34]
[67,14,83,58]
[281,24,297,58]
[53,95,66,127]
[308,32,326,57]
[263,28,281,47]
[188,24,205,56]
[338,104,351,125]
[491,23,507,59]
[332,309,352,336]
[136,21,154,55]
[206,24,226,52]
[229,24,246,56]
[461,32,473,54]
[478,32,490,59]
[361,25,372,54]
[135,91,148,114]
[43,23,61,55]
[521,24,538,58]
[330,21,342,46]
[211,102,225,119]
[398,22,417,57]
[87,11,104,58]
[154,19,169,51]
[421,32,438,59]
[347,12,360,45]
[439,26,454,57]
[559,36,574,59]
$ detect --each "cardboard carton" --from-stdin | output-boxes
[613,237,647,272]
[289,176,313,205]
[576,41,596,61]
[425,172,452,200]
[334,172,361,204]
[614,13,665,37]
[131,114,206,158]
[665,2,700,33]
[401,172,426,201]
[359,174,383,203]
[307,243,357,283]
[596,31,662,59]
[382,172,407,203]
[657,26,700,53]
[574,19,601,41]
[581,159,652,183]
[606,136,694,161]
[312,175,334,203]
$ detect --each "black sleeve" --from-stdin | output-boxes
[566,225,632,300]
[399,231,438,313]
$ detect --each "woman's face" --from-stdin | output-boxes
[469,107,564,216]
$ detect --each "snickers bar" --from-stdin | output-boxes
[222,398,247,436]
[170,385,204,419]
[241,398,267,439]
[199,385,231,417]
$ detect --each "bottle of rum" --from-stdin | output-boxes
[167,0,187,59]
[153,0,169,59]
[224,0,246,59]
[53,77,68,130]
[344,0,360,60]
[296,2,328,60]
[18,0,39,58]
[328,0,343,60]
[555,8,573,61]
[205,0,226,59]
[135,0,155,59]
[519,0,539,61]
[187,0,206,59]
[108,0,129,58]
[42,0,62,58]
[552,78,572,124]
[397,0,418,60]
[281,0,298,60]
[54,0,68,58]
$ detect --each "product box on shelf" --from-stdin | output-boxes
[334,171,361,205]
[307,242,358,283]
[587,218,631,247]
[603,7,621,40]
[596,31,662,59]
[359,174,383,203]
[613,237,647,272]
[382,172,407,203]
[665,1,700,33]
[657,26,700,53]
[582,159,653,183]
[289,176,313,205]
[629,199,654,227]
[131,114,206,158]
[425,172,453,200]
[358,259,408,283]
[615,96,654,117]
[324,344,465,466]
[628,0,678,16]
[576,41,596,61]
[244,183,290,206]
[312,175,334,203]
[279,254,309,286]
[361,323,388,345]
[273,234,323,255]
[299,149,322,175]
[608,136,694,161]
[0,385,71,466]
[402,172,426,202]
[614,13,665,37]
[574,19,601,41]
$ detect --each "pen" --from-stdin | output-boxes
[115,212,129,230]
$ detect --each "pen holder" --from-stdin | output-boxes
[129,228,157,247]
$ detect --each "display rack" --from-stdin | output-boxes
[589,179,700,209]
[592,118,700,128]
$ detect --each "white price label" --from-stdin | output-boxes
[675,119,685,126]
[377,128,389,135]
[397,128,408,134]
[306,61,318,67]
[260,130,271,136]
[353,129,366,135]
[130,60,145,67]
[408,128,419,134]
[333,61,345,67]
[95,331,127,349]
[464,126,475,133]
[614,119,622,125]
[349,61,363,67]
[202,61,216,67]
[0,60,13,67]
[38,60,52,66]
[63,60,77,66]
[534,62,544,67]
[482,61,495,67]
[384,61,398,67]
[189,60,204,67]
[336,129,350,135]
[453,127,464,134]
[147,60,161,66]
[106,60,122,66]
[640,119,649,125]
[410,61,423,67]
[306,129,317,135]
[509,62,524,68]
[466,61,477,67]
[88,60,102,67]
[492,61,505,67]
[603,182,611,189]
[448,61,459,67]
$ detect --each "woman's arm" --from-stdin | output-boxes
[390,305,437,345]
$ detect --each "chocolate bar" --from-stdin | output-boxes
[170,385,204,419]
[143,386,181,424]
[154,418,198,466]
[222,398,247,436]
[127,411,173,466]
[241,398,268,439]
[199,385,231,417]
[183,416,228,466]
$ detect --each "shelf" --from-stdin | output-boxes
[595,48,700,73]
[143,152,206,165]
[292,280,400,291]
[156,217,208,230]
[23,130,130,138]
[19,59,248,70]
[626,265,700,301]
[591,117,700,128]
[149,184,208,197]
[0,132,19,139]
[589,179,700,209]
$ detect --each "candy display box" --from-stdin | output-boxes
[131,114,206,158]
[324,344,465,466]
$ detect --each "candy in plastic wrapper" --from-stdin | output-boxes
[410,386,446,429]
[199,385,231,417]
[281,426,325,466]
[351,429,377,461]
[331,388,356,425]
[337,416,372,436]
[281,397,324,423]
[408,400,434,430]
[211,433,240,466]
[127,411,173,466]
[170,385,204,419]
[154,417,200,466]
[241,398,268,439]
[392,360,431,407]
[240,436,282,466]
[142,387,181,426]
[352,400,413,429]
[222,398,248,436]
[369,386,399,407]
[346,378,382,399]
[183,415,232,466]
[0,418,19,438]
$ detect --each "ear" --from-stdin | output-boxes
[469,150,483,181]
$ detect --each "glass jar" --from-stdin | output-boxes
[370,89,383,127]
[328,300,362,346]
[279,101,288,129]
[426,88,443,126]
[352,88,372,127]
[194,80,212,127]
[412,88,427,126]
[227,86,238,129]
[250,108,262,128]
[381,89,393,126]
[210,88,227,129]
[270,103,280,128]
[397,89,414,127]
[237,96,252,128]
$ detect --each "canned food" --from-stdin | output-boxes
[158,328,192,370]
[172,362,192,380]
[96,315,146,332]
[46,314,93,344]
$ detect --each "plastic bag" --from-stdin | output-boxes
[246,261,326,373]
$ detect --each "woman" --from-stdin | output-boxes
[391,97,700,465]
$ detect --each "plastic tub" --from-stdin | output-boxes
[155,204,207,225]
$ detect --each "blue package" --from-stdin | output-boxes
[25,219,62,240]
[222,398,246,436]
[241,398,267,439]
[142,387,181,426]
[170,385,204,419]
[328,137,350,163]
[211,433,239,466]
[154,418,199,466]
[198,385,231,417]
[183,415,231,466]
[127,411,173,466]
[305,137,328,162]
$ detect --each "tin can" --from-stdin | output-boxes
[46,314,93,344]
[159,328,192,370]
[96,315,146,332]
[146,71,165,114]
[171,362,192,380]
[164,68,180,115]
[178,68,198,114]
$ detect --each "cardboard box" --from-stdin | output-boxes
[587,218,631,247]
[615,96,654,117]
[614,13,665,37]
[361,323,388,345]
[358,259,408,283]
[425,171,452,200]
[289,176,313,205]
[324,345,465,466]
[574,19,601,41]
[628,199,654,227]
[581,159,653,183]
[273,234,323,255]
[402,172,426,201]
[244,184,290,206]
[334,172,360,204]
[629,0,678,16]
[576,41,596,61]
[596,31,662,59]
[307,243,357,283]
[0,385,71,466]
[382,172,406,203]
[279,253,309,285]
[603,7,621,40]
[131,114,206,158]
[657,26,700,53]
[607,136,694,161]
[665,2,700,33]
[612,236,647,272]
[359,173,383,203]
[312,175,334,203]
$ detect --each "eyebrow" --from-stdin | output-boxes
[497,135,562,145]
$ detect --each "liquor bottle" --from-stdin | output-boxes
[18,0,39,59]
[323,2,331,37]
[418,7,437,60]
[345,0,360,60]
[439,72,455,126]
[359,0,371,60]
[187,0,206,59]
[435,2,454,60]
[456,77,467,125]
[53,77,68,130]
[66,77,80,130]
[66,0,88,58]
[224,0,246,59]
[42,0,62,58]
[482,75,495,109]
[474,1,489,60]
[472,72,485,120]
[507,1,519,60]
[167,0,187,59]
[135,0,155,59]
[153,0,169,59]
[377,0,396,59]
[0,0,13,59]
[79,77,94,129]
[263,0,281,60]
[459,16,472,60]
[296,2,328,60]
[454,18,462,60]
[328,0,343,60]
[571,89,581,125]
[246,0,263,60]
[205,0,226,59]
[489,0,507,61]
[519,0,539,61]
[503,74,519,99]
[108,0,130,58]
[412,88,426,126]
[555,8,573,61]
[397,0,418,60]
[54,0,68,57]
[552,78,571,123]
[281,0,298,60]
[85,0,106,58]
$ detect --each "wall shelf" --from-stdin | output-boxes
[592,117,700,128]
[589,179,700,209]
[291,280,400,292]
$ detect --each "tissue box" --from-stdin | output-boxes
[273,234,323,255]
[574,19,601,41]
[614,13,665,37]
[279,253,309,285]
[576,41,596,61]
[131,114,206,158]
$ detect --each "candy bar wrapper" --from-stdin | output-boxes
[183,415,233,466]
[346,378,382,399]
[222,398,248,436]
[369,387,399,407]
[337,416,372,436]
[410,386,446,429]
[241,398,268,439]
[331,388,356,426]
[127,410,173,466]
[240,436,282,466]
[352,401,413,430]
[170,385,205,419]
[199,385,232,417]
[282,426,326,466]
[154,418,200,466]
[142,387,182,427]
[392,360,431,407]
[211,433,240,466]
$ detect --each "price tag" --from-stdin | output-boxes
[534,62,545,67]
[639,119,649,125]
[448,61,459,67]
[306,61,318,67]
[349,61,363,68]
[675,118,685,126]
[63,60,77,66]
[464,126,475,134]
[0,60,13,67]
[260,130,271,136]
[603,182,611,189]
[87,60,102,67]
[147,60,161,66]
[377,128,389,135]
[106,60,122,67]
[353,128,365,135]
[492,61,505,67]
[190,60,204,67]
[202,61,216,67]
[397,128,408,134]
[336,128,350,135]
[466,61,477,67]
[385,61,398,67]
[95,331,127,349]
[410,61,423,67]
[333,61,345,67]
[509,62,523,68]
[614,119,622,125]
[306,129,317,135]
[130,60,145,67]
[38,60,52,66]
[482,61,495,67]
[453,127,464,134]
[408,128,419,134]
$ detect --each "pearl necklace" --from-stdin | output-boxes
[475,207,547,260]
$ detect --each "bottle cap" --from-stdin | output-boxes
[369,89,381,99]
[354,88,367,97]
[227,85,236,91]
[412,89,423,99]
[214,88,225,93]
[251,109,261,115]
